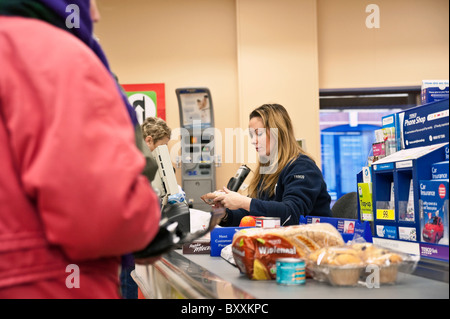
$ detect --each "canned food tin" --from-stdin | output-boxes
[276,258,306,285]
[255,217,280,228]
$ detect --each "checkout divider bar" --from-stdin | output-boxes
[133,250,256,299]
[133,259,211,299]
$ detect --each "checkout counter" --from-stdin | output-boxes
[136,116,449,299]
[132,249,449,299]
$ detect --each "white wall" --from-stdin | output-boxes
[96,0,449,189]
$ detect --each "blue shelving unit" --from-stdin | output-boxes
[355,98,449,261]
[371,143,448,260]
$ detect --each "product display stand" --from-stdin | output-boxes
[366,143,449,269]
[353,97,449,283]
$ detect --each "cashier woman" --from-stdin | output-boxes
[214,103,332,226]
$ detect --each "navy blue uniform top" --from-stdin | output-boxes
[222,155,332,226]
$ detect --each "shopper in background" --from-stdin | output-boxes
[142,116,172,152]
[118,116,173,299]
[215,103,332,226]
[0,0,161,298]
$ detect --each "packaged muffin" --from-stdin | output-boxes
[307,246,365,286]
[307,242,419,286]
[353,243,404,284]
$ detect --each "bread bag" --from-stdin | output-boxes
[231,223,344,280]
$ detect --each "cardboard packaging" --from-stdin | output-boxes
[432,161,449,180]
[358,182,373,222]
[182,241,211,254]
[420,180,449,246]
[421,80,449,104]
[210,226,251,256]
[400,99,449,149]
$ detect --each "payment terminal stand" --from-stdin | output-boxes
[176,88,218,211]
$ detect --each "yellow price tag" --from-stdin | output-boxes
[376,209,395,220]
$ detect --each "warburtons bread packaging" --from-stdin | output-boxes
[231,223,344,280]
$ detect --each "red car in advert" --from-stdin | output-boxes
[423,216,444,244]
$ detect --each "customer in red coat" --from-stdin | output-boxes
[0,0,161,298]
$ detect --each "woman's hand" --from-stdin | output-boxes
[211,201,227,224]
[214,187,251,211]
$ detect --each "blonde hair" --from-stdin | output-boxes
[248,104,313,198]
[141,117,171,143]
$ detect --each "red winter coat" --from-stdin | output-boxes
[0,17,161,298]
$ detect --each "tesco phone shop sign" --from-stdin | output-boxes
[401,99,449,149]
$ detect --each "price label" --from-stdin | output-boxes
[376,209,395,220]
